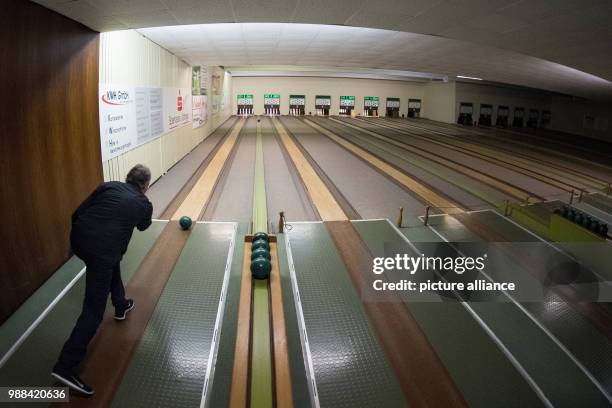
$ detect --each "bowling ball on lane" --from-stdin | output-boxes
[251,256,272,280]
[179,216,192,230]
[252,238,270,252]
[251,247,271,261]
[253,231,269,242]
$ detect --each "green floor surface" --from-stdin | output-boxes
[275,233,311,408]
[0,221,167,405]
[286,222,406,408]
[207,223,248,407]
[112,222,236,407]
[0,257,84,363]
[424,212,612,405]
[354,219,547,407]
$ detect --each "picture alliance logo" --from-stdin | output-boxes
[101,90,130,106]
[372,253,488,275]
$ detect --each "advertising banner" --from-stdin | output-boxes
[135,87,163,146]
[192,95,207,129]
[163,87,191,132]
[192,66,201,95]
[211,67,223,113]
[192,66,208,96]
[99,84,192,161]
[99,86,137,162]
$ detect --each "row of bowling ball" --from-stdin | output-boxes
[555,205,609,237]
[250,232,272,279]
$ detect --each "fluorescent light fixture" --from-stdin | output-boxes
[457,75,483,80]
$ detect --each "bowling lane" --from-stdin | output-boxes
[280,116,427,220]
[260,117,319,223]
[428,211,612,395]
[338,117,565,200]
[398,118,612,185]
[311,117,492,210]
[205,117,256,223]
[366,118,601,192]
[147,116,237,218]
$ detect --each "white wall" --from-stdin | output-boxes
[231,75,611,142]
[423,81,456,123]
[454,82,552,125]
[99,30,232,183]
[231,76,427,117]
[550,96,612,142]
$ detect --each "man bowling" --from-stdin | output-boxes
[51,164,153,395]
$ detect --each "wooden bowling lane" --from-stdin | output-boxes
[269,241,293,408]
[158,117,239,219]
[230,118,292,408]
[260,116,319,223]
[305,118,465,214]
[204,117,256,223]
[311,116,500,210]
[333,117,546,202]
[272,116,348,221]
[378,117,609,192]
[229,242,253,408]
[359,117,591,193]
[151,116,238,219]
[171,117,246,221]
[397,117,612,185]
[280,116,434,220]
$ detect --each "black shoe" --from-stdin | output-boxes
[51,366,94,396]
[114,299,135,320]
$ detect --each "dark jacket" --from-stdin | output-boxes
[70,181,153,264]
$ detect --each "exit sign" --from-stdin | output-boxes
[264,94,280,99]
[340,96,355,100]
[364,96,379,101]
[238,94,253,99]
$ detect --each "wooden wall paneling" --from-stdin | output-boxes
[0,0,102,323]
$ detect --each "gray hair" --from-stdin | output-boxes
[126,164,151,192]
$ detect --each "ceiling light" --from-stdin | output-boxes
[457,75,483,80]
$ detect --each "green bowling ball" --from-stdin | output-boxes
[179,216,192,230]
[252,238,270,252]
[251,256,272,279]
[253,231,270,242]
[251,247,271,261]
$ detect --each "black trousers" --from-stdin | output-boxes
[56,259,126,372]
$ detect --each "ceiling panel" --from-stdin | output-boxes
[30,0,612,99]
[135,23,612,100]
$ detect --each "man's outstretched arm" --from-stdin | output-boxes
[136,200,153,231]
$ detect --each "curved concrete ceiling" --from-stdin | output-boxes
[33,0,612,100]
[138,23,612,100]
